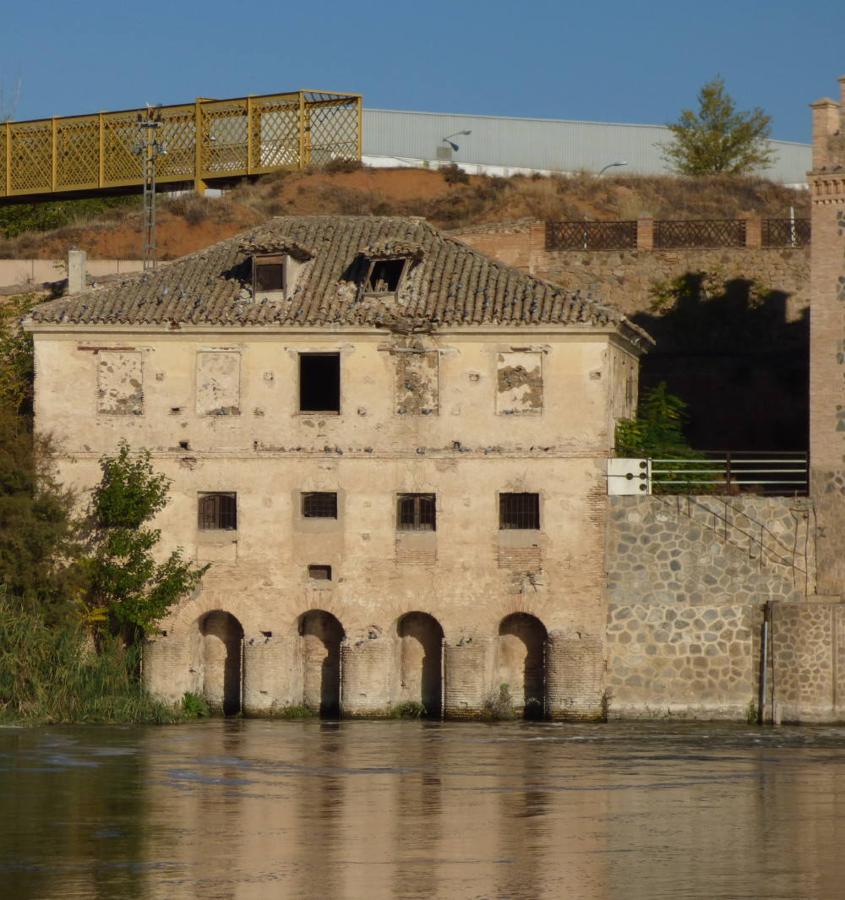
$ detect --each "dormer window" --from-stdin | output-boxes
[254,255,286,294]
[365,258,406,293]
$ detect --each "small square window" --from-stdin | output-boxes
[499,493,540,530]
[308,564,332,581]
[397,493,436,531]
[198,492,237,530]
[254,256,285,293]
[366,258,406,293]
[302,492,338,519]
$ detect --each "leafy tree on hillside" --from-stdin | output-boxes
[661,77,776,176]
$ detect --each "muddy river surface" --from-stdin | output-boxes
[3,720,845,899]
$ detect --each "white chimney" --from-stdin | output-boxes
[68,249,87,295]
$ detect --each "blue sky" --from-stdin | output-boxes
[3,0,843,142]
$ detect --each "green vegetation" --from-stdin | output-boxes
[82,442,207,642]
[481,684,517,721]
[0,196,135,241]
[0,296,207,723]
[615,382,698,459]
[181,692,210,719]
[389,700,427,719]
[0,592,179,724]
[272,705,316,720]
[662,76,775,176]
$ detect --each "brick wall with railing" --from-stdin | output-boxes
[545,215,811,252]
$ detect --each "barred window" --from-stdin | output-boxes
[397,493,436,531]
[198,492,237,530]
[302,492,338,519]
[499,493,540,530]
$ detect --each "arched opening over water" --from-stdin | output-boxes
[397,612,444,718]
[298,610,345,717]
[497,613,548,720]
[199,610,244,716]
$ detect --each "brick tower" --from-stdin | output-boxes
[810,77,845,595]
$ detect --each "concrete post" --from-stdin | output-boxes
[742,213,762,249]
[67,249,86,295]
[636,215,654,251]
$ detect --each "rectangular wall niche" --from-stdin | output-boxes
[196,351,241,416]
[97,351,143,415]
[496,351,543,415]
[395,351,439,416]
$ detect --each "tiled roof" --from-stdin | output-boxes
[28,216,649,340]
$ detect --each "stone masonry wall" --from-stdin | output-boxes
[452,221,809,320]
[606,494,813,720]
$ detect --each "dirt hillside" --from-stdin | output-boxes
[0,164,810,261]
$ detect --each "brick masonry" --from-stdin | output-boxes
[809,82,845,594]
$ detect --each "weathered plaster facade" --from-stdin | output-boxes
[28,216,647,720]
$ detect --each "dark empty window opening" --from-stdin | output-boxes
[302,492,338,519]
[198,492,237,530]
[300,353,340,413]
[499,493,540,530]
[254,257,285,293]
[397,493,436,531]
[366,258,405,293]
[308,564,332,581]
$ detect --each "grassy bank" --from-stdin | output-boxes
[0,595,181,725]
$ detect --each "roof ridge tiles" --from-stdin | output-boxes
[25,215,647,342]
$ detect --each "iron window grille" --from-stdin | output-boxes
[253,255,286,292]
[198,492,237,530]
[499,493,540,530]
[396,493,436,531]
[302,492,338,519]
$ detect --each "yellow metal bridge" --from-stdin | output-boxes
[0,89,362,202]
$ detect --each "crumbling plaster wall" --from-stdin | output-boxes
[34,326,641,719]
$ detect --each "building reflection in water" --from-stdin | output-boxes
[7,722,845,899]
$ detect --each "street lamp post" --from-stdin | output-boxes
[598,161,628,176]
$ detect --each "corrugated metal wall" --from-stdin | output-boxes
[362,109,811,184]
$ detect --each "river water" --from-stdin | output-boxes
[3,720,845,899]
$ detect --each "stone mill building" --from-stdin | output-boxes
[26,215,649,719]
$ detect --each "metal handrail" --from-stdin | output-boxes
[649,451,808,496]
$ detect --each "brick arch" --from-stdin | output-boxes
[496,612,548,720]
[395,611,444,718]
[166,588,266,638]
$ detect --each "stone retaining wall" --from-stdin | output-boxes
[606,494,813,719]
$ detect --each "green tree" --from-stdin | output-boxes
[616,382,698,458]
[84,442,207,641]
[661,77,775,175]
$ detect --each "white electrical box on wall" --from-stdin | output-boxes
[607,458,651,495]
